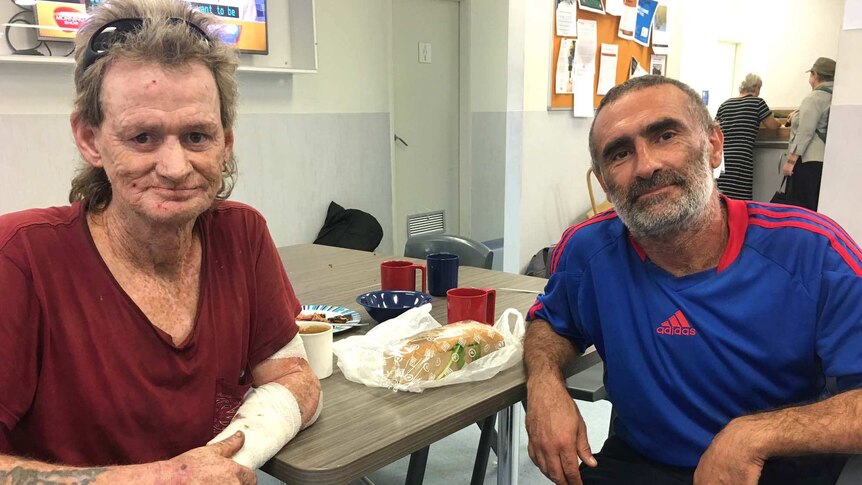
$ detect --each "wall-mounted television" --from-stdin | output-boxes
[30,0,268,54]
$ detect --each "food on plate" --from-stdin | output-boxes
[297,311,351,324]
[383,321,505,383]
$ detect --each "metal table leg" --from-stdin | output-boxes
[496,405,519,485]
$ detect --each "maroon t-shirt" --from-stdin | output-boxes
[0,201,300,466]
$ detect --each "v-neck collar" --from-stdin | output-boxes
[79,202,208,350]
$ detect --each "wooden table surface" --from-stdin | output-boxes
[261,244,599,484]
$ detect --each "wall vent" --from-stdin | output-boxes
[407,210,445,238]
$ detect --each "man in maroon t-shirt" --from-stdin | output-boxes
[0,1,320,483]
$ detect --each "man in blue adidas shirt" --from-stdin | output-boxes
[524,75,862,485]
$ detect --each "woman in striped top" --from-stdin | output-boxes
[715,74,780,200]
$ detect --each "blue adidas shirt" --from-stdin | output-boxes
[528,197,862,467]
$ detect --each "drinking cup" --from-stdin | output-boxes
[446,287,496,325]
[427,252,459,297]
[380,260,427,292]
[298,322,333,379]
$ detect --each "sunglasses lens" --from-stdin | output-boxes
[92,27,120,52]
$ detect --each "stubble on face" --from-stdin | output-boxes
[604,137,715,240]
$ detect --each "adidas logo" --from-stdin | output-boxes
[655,310,697,336]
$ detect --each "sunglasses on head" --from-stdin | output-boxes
[81,17,211,71]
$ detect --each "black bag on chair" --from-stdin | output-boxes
[313,201,383,251]
[771,176,794,205]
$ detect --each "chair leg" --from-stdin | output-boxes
[471,414,497,485]
[405,446,429,485]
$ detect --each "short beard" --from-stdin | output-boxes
[605,140,715,241]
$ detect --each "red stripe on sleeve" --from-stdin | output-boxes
[749,207,862,264]
[749,219,862,276]
[550,211,618,273]
[527,301,544,320]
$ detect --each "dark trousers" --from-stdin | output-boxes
[789,160,823,211]
[579,435,848,485]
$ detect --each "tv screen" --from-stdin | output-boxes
[32,0,268,54]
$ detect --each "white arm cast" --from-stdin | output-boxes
[207,335,323,469]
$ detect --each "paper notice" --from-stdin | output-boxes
[556,0,578,37]
[649,54,666,76]
[652,2,669,48]
[556,38,576,94]
[572,19,598,118]
[634,0,658,47]
[574,19,597,65]
[605,0,625,16]
[597,43,619,95]
[577,0,605,15]
[618,0,637,40]
[629,57,648,79]
[573,65,595,117]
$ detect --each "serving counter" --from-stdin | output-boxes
[752,126,790,202]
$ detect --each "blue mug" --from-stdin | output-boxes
[427,252,459,297]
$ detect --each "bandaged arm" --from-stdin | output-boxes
[207,335,322,469]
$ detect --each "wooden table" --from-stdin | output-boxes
[261,244,599,485]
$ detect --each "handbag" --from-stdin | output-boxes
[770,176,793,204]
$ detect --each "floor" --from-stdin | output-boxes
[257,399,612,485]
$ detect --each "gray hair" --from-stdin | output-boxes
[738,73,762,94]
[588,75,715,172]
[69,0,239,211]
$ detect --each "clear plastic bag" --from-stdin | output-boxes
[333,305,526,393]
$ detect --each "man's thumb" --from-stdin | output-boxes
[212,431,245,457]
[577,430,597,467]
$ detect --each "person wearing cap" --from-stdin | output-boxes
[782,57,836,211]
[716,73,781,200]
[0,0,320,482]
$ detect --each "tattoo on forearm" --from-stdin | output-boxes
[0,466,106,485]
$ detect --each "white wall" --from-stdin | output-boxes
[819,4,862,243]
[0,0,395,254]
[668,0,844,110]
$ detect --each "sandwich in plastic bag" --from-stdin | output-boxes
[333,305,525,392]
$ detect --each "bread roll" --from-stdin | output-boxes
[383,321,505,384]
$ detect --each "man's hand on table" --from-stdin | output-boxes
[694,418,765,485]
[160,431,257,484]
[526,374,596,485]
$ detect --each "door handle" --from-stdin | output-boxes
[394,134,409,147]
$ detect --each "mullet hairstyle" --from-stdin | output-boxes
[69,0,240,211]
[588,75,716,173]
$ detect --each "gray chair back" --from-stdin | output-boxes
[404,234,493,269]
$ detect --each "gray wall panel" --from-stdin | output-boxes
[471,112,506,243]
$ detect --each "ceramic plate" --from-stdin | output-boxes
[299,304,362,334]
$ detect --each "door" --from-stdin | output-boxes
[711,41,740,116]
[392,0,461,254]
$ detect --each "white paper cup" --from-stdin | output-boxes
[298,322,334,379]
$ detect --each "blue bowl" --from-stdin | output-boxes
[355,290,433,323]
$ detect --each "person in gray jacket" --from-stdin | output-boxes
[783,57,835,211]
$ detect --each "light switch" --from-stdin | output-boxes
[418,43,432,64]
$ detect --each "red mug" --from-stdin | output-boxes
[447,287,496,325]
[380,260,427,292]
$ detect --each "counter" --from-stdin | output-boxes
[750,126,789,202]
